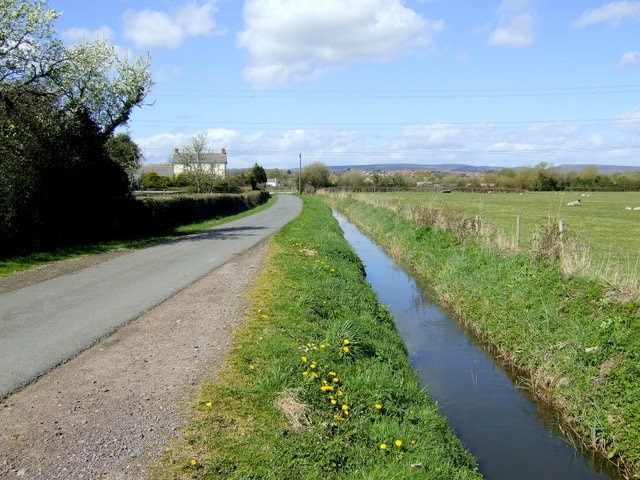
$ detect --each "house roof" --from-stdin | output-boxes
[173,148,228,165]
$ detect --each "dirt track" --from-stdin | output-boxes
[0,243,267,479]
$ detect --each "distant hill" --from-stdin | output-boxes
[328,163,640,174]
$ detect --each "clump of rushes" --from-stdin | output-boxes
[152,196,482,480]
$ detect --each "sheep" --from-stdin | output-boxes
[566,199,581,207]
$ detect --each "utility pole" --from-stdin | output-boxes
[298,153,302,194]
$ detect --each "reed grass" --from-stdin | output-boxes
[323,190,639,297]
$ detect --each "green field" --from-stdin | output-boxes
[341,191,640,285]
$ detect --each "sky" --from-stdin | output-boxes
[47,0,640,170]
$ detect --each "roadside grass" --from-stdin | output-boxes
[323,194,640,479]
[0,197,275,277]
[151,196,482,480]
[332,191,640,291]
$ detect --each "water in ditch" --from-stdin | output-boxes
[334,211,619,480]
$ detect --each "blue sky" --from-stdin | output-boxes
[48,0,640,170]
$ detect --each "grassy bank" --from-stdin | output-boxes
[152,196,482,480]
[322,193,640,479]
[333,191,640,290]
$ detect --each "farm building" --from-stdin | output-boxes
[138,148,228,179]
[172,148,227,178]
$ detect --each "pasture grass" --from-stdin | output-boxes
[151,196,482,480]
[323,194,640,479]
[334,191,640,290]
[0,197,275,277]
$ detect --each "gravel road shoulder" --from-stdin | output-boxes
[0,242,267,479]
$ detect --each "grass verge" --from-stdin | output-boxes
[151,196,482,480]
[0,197,275,277]
[323,194,640,479]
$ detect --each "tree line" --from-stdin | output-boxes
[280,162,640,192]
[0,0,152,256]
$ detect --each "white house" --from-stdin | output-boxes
[172,148,228,178]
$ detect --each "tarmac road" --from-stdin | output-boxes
[0,194,302,400]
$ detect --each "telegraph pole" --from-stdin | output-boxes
[298,153,302,194]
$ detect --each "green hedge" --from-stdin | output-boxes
[0,191,270,258]
[129,191,270,234]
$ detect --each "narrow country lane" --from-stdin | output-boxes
[0,194,302,400]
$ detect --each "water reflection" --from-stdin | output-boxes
[334,212,616,480]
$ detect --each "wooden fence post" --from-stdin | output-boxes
[515,214,521,248]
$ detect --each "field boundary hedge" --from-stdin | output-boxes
[0,191,270,258]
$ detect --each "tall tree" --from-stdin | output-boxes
[0,0,64,90]
[250,163,267,190]
[105,133,143,187]
[0,0,153,256]
[302,162,332,189]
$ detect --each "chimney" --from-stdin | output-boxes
[174,148,179,154]
[221,148,226,155]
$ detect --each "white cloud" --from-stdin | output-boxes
[572,1,640,28]
[487,0,536,48]
[615,108,640,132]
[62,26,114,43]
[619,51,640,67]
[135,118,640,169]
[238,0,443,89]
[123,1,221,49]
[136,127,362,168]
[394,124,463,150]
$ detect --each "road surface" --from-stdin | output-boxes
[0,194,302,399]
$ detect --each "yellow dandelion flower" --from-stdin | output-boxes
[374,403,382,410]
[190,459,197,466]
[302,371,309,376]
[328,371,337,377]
[394,439,403,448]
[341,404,349,412]
[320,344,326,349]
[249,364,255,370]
[343,339,350,345]
[301,356,307,363]
[205,401,212,408]
[330,398,337,405]
[337,390,344,396]
[261,314,269,319]
[379,444,388,450]
[332,377,340,383]
[342,346,350,353]
[310,363,317,369]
